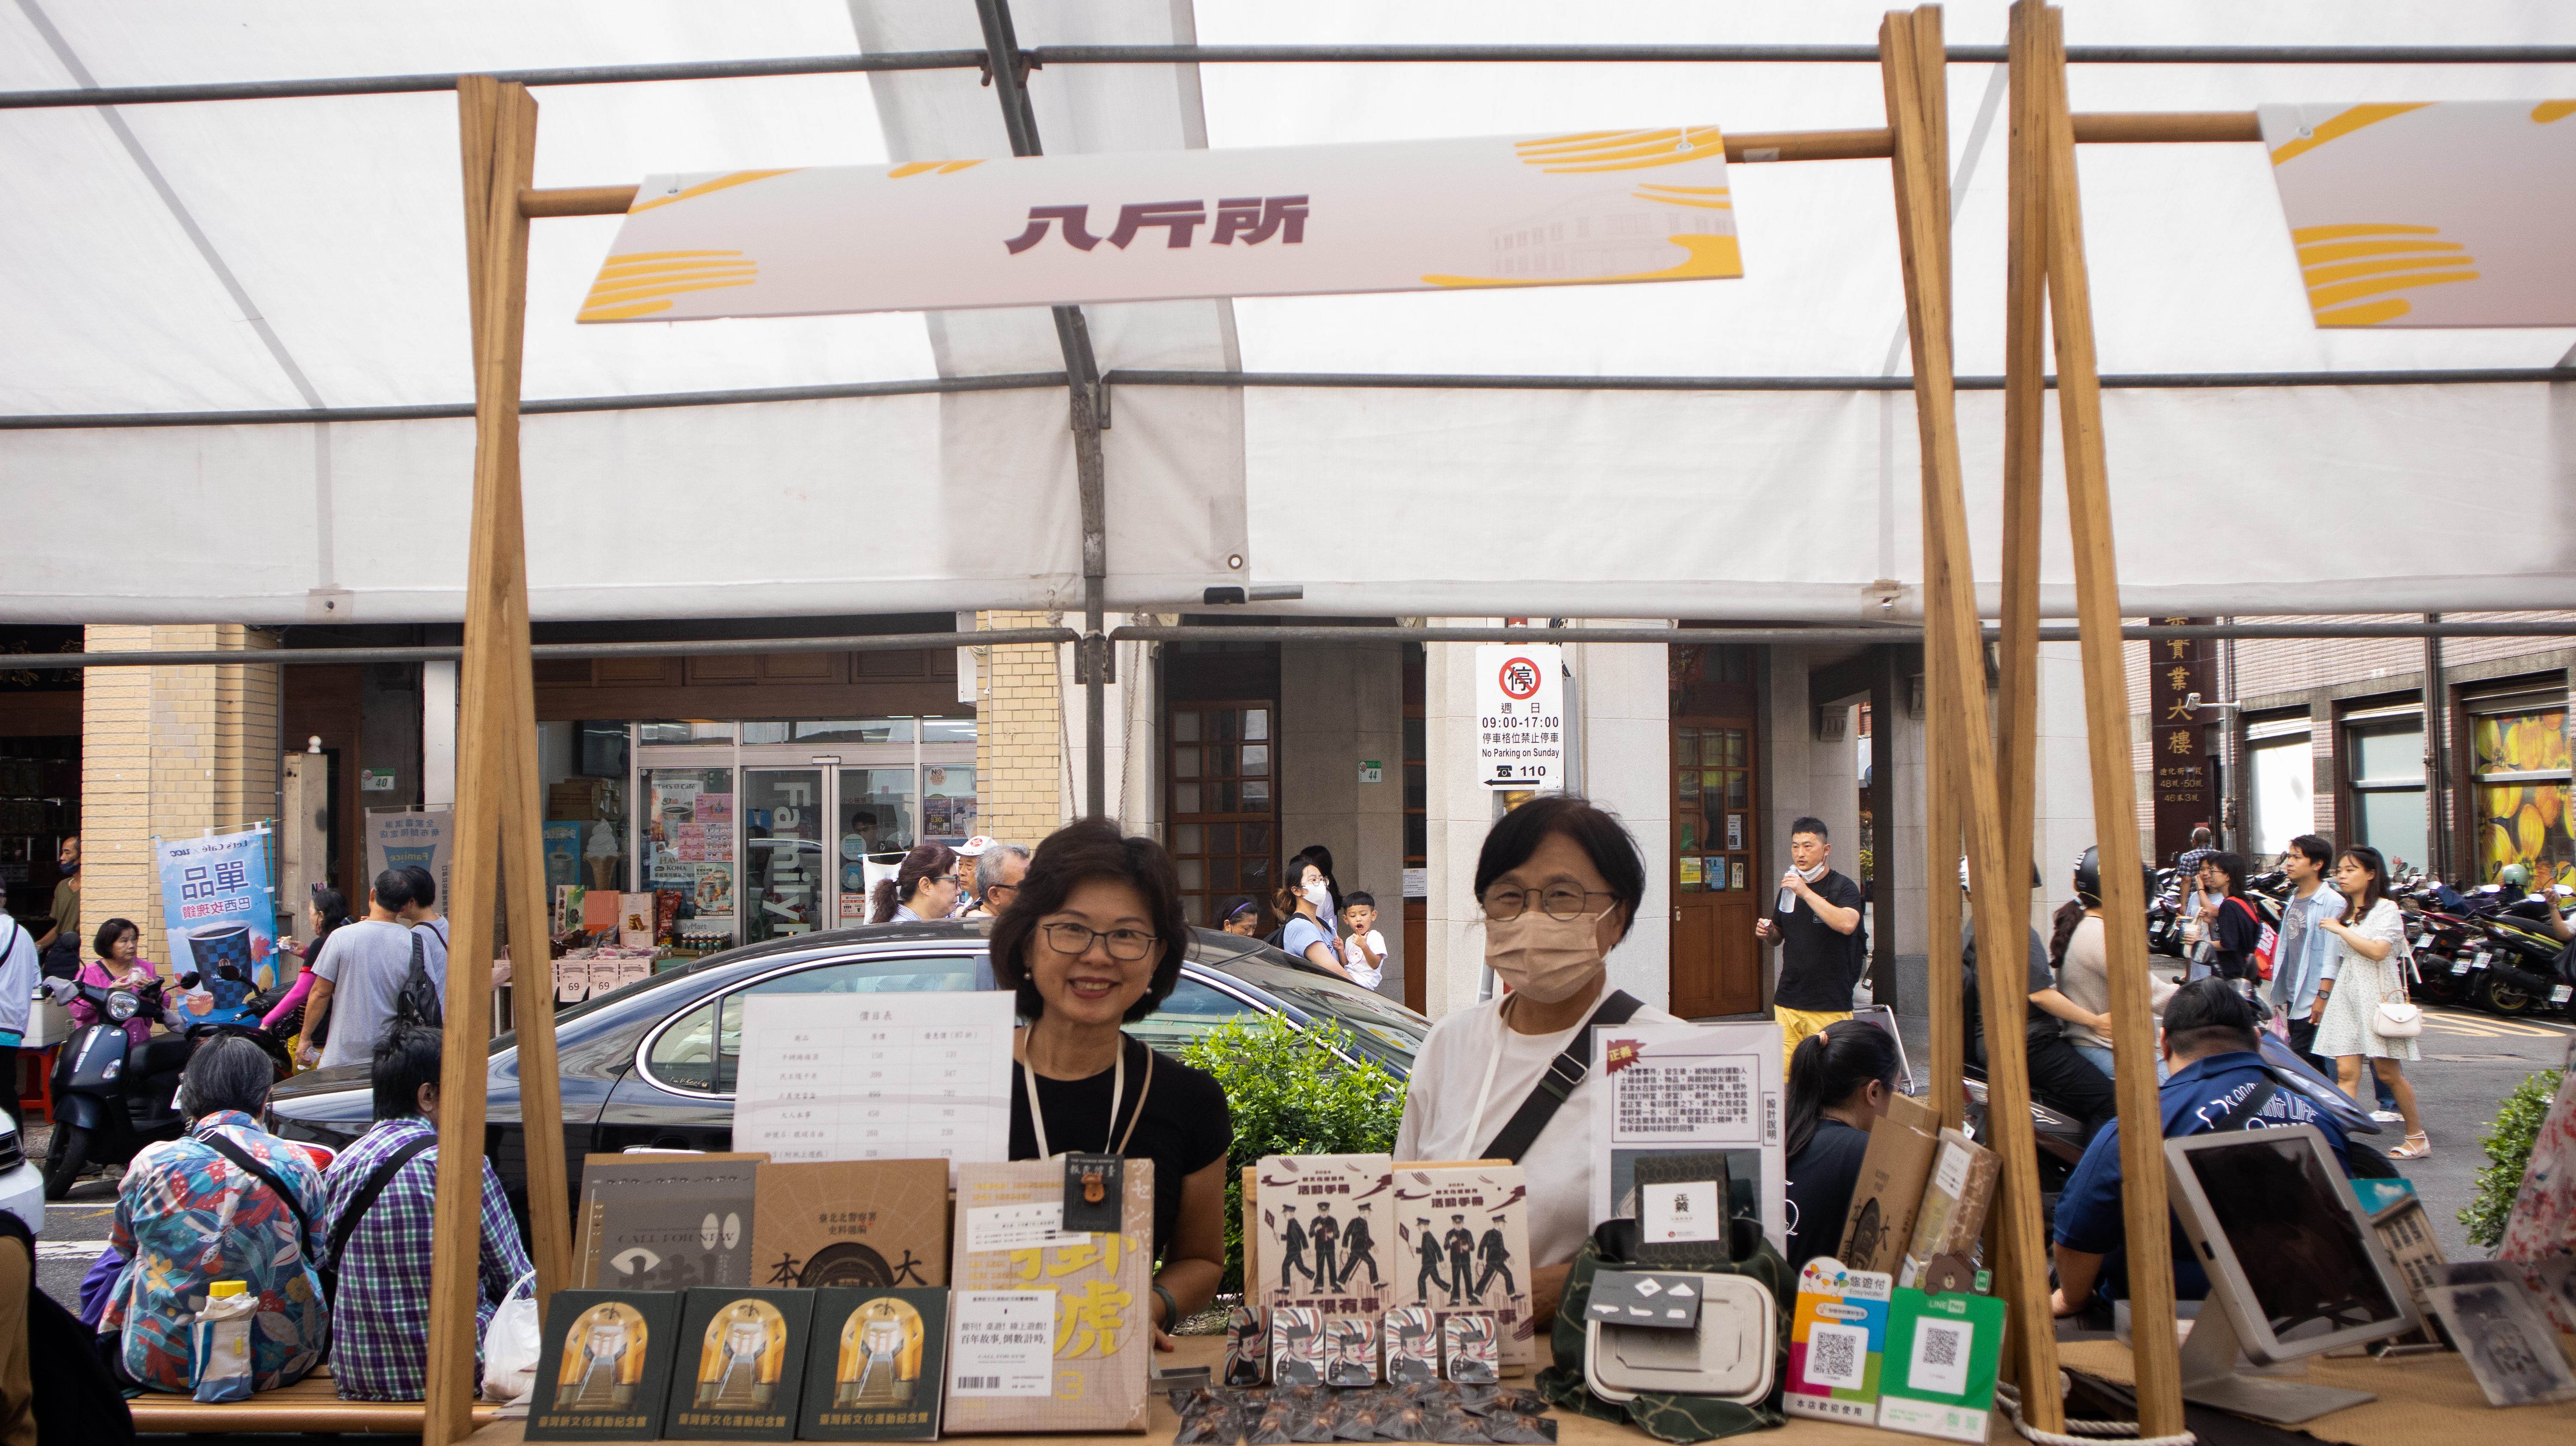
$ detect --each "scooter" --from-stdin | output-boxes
[42,976,194,1200]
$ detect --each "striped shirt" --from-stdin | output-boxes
[318,1117,532,1401]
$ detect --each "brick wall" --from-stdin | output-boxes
[972,610,1069,848]
[80,625,281,965]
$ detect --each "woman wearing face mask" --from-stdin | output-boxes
[1392,796,1673,1327]
[1274,861,1351,978]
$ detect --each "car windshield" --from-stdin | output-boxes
[1218,957,1428,1072]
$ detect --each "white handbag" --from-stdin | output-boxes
[2372,939,2423,1039]
[478,1270,542,1403]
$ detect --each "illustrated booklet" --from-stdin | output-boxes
[525,1288,684,1441]
[798,1286,949,1441]
[1253,1153,1397,1385]
[751,1158,949,1290]
[945,1157,1154,1433]
[665,1287,814,1441]
[1391,1163,1535,1371]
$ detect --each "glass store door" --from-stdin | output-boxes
[743,768,826,943]
[836,767,917,923]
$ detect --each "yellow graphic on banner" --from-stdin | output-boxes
[2289,223,2478,327]
[580,250,758,321]
[1514,127,1726,174]
[1633,183,1732,210]
[2267,104,2432,166]
[888,159,987,178]
[1423,233,1741,289]
[2532,100,2576,124]
[629,169,800,215]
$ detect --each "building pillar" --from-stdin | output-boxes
[1279,641,1407,1000]
[2031,641,2096,926]
[81,625,281,966]
[973,609,1069,847]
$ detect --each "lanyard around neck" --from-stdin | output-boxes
[1022,1036,1130,1159]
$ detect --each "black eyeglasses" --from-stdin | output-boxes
[1480,886,1618,922]
[1039,922,1160,961]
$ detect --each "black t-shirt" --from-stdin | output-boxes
[1962,917,2060,1054]
[2208,897,2263,979]
[1784,1116,1872,1276]
[1007,1033,1232,1263]
[1770,869,1869,1011]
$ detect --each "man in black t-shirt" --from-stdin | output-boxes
[1959,859,2117,1140]
[1755,817,1868,1075]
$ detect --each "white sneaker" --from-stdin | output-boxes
[2369,1110,2404,1123]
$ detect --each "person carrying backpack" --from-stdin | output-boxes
[298,871,443,1069]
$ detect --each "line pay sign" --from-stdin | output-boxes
[1475,644,1565,793]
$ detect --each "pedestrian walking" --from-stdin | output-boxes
[2309,845,2429,1159]
[2193,851,2264,983]
[2268,835,2342,1072]
[1753,817,1867,1075]
[298,872,438,1071]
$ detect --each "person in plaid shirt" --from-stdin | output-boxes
[319,1021,532,1401]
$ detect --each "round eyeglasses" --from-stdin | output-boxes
[1479,887,1618,922]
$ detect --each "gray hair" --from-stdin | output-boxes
[975,843,1032,896]
[182,1035,275,1118]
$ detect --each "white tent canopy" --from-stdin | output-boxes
[4,0,2573,625]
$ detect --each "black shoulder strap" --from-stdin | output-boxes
[200,1131,315,1248]
[323,1134,439,1297]
[1478,990,1646,1164]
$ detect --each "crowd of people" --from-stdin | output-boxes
[1206,845,1390,989]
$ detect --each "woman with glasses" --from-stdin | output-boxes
[990,819,1232,1346]
[869,840,961,923]
[1392,796,1676,1328]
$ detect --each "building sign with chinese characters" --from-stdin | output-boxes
[1475,644,1565,793]
[577,129,1740,322]
[2147,617,2215,864]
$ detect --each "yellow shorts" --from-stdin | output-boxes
[1774,1006,1852,1076]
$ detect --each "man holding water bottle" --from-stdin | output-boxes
[1754,817,1868,1075]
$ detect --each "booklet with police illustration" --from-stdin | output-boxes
[1390,1164,1535,1372]
[1254,1153,1397,1384]
[525,1289,685,1441]
[798,1287,948,1440]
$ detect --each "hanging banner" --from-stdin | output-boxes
[155,826,280,1017]
[1475,644,1567,793]
[365,805,453,911]
[577,128,1739,322]
[2258,101,2576,327]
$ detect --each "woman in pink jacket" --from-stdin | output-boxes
[71,918,158,1048]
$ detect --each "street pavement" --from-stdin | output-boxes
[19,1003,2572,1315]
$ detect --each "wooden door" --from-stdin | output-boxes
[1671,719,1763,1017]
[1166,699,1279,929]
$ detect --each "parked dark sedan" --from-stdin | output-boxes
[267,918,1427,1217]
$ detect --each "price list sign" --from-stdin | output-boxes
[735,990,1016,1182]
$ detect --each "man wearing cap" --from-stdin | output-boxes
[961,838,1030,918]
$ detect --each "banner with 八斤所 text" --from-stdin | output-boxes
[577,129,1738,322]
[154,826,279,1016]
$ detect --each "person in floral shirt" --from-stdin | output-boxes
[103,1036,328,1393]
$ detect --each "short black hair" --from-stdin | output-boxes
[92,917,139,960]
[2288,834,2333,870]
[1343,891,1376,910]
[853,810,878,828]
[2203,851,2249,898]
[373,1021,445,1121]
[2163,978,2259,1058]
[1472,795,1646,943]
[988,818,1190,1022]
[1790,816,1829,841]
[401,864,436,911]
[371,869,415,913]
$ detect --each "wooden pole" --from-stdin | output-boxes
[1880,9,2063,1427]
[1996,6,2047,978]
[427,74,542,1446]
[2021,4,2187,1434]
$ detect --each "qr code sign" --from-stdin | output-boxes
[1908,1318,1971,1397]
[1804,1321,1869,1391]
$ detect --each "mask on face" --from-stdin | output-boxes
[1302,880,1331,908]
[1484,906,1613,1003]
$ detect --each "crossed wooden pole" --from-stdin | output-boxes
[420,8,2188,1438]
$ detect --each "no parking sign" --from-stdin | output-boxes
[1475,644,1565,793]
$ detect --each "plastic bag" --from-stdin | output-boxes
[479,1270,542,1403]
[189,1286,258,1403]
[1483,1413,1559,1443]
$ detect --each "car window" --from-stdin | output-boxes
[1236,967,1429,1072]
[1127,975,1267,1057]
[646,998,722,1092]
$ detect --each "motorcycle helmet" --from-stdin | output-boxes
[2072,846,2155,908]
[2497,863,2532,893]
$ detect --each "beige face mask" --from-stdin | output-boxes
[1483,905,1614,1003]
